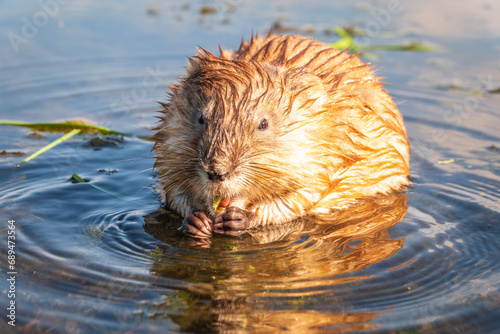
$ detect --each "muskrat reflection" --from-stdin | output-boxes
[143,193,407,332]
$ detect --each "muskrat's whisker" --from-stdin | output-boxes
[135,180,162,197]
[116,156,156,163]
[247,162,303,177]
[244,165,284,179]
[136,167,155,175]
[242,169,298,195]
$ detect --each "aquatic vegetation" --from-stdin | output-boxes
[81,225,106,241]
[72,173,149,206]
[146,248,163,262]
[0,120,131,136]
[331,26,435,57]
[17,128,81,167]
[0,120,129,166]
[0,120,150,166]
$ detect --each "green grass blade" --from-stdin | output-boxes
[72,172,130,199]
[71,173,87,183]
[17,129,81,167]
[331,27,358,52]
[330,26,435,54]
[363,43,436,52]
[0,120,131,136]
[71,173,150,206]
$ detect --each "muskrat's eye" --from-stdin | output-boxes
[198,114,205,125]
[258,119,268,131]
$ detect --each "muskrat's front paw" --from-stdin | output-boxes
[179,212,212,238]
[213,207,253,236]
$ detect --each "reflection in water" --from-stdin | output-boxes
[144,193,408,332]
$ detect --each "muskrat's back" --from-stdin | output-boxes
[153,33,410,237]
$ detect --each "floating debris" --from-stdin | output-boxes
[437,159,455,165]
[0,150,25,156]
[200,6,216,15]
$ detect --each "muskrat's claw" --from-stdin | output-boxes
[213,207,252,236]
[180,212,213,238]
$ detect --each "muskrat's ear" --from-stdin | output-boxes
[186,48,223,77]
[185,55,201,77]
[185,47,211,74]
[287,72,327,114]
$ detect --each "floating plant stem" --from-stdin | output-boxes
[72,173,130,200]
[17,129,81,167]
[363,42,435,52]
[331,26,359,53]
[0,120,131,136]
[331,26,436,55]
[71,173,150,206]
[2,119,152,166]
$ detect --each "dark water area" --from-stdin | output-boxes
[1,1,499,333]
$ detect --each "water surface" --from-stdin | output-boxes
[1,0,499,333]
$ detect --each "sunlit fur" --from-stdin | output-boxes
[152,33,410,228]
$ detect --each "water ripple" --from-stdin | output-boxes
[1,46,500,332]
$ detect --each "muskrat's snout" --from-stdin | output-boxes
[200,155,232,182]
[206,168,229,182]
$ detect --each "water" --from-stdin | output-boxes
[1,0,500,333]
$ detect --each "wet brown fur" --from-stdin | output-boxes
[152,33,410,227]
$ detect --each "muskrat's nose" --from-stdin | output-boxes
[207,171,229,182]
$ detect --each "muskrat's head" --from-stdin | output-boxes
[153,49,327,216]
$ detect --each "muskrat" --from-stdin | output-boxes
[152,33,410,238]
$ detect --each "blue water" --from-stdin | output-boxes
[1,1,499,333]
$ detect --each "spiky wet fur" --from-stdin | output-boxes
[152,34,410,228]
